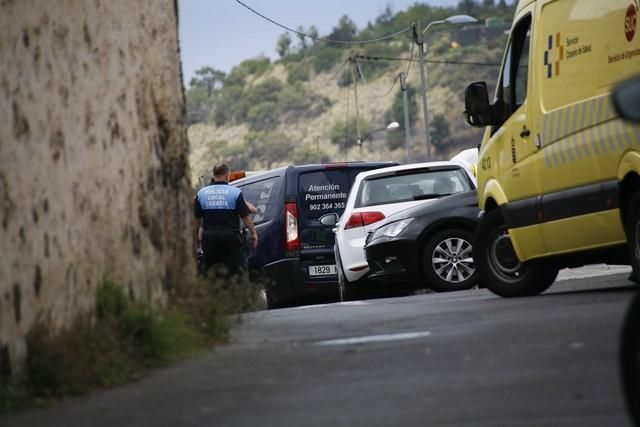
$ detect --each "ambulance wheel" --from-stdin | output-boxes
[475,209,558,297]
[626,192,640,284]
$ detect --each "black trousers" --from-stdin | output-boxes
[202,229,242,274]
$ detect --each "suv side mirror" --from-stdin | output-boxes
[464,81,495,127]
[319,213,339,226]
[613,75,640,123]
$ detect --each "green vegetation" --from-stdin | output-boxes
[311,47,345,74]
[0,274,262,413]
[186,0,516,170]
[430,114,451,149]
[228,57,271,82]
[276,33,292,58]
[330,117,371,152]
[286,62,310,84]
[207,74,331,131]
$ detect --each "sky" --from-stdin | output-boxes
[178,0,460,84]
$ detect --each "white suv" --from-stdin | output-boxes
[334,161,477,301]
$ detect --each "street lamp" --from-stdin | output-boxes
[356,121,399,154]
[415,14,477,160]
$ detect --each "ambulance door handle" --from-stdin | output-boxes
[520,128,531,138]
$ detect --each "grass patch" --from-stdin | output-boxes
[0,271,264,413]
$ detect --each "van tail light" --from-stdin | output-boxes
[344,211,386,230]
[285,202,300,251]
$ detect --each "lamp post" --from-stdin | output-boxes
[399,72,412,164]
[356,121,399,155]
[414,15,477,160]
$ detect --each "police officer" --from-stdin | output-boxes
[194,163,258,274]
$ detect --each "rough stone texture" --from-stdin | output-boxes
[0,0,194,374]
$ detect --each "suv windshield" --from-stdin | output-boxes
[356,167,472,208]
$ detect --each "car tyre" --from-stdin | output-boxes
[626,191,640,284]
[336,244,364,301]
[475,209,558,297]
[422,228,477,292]
[338,266,364,302]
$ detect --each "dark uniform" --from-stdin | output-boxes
[194,181,251,273]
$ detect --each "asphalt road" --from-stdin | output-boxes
[3,269,637,427]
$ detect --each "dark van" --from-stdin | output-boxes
[232,162,396,308]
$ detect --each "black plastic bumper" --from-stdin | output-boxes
[365,238,422,283]
[263,258,338,305]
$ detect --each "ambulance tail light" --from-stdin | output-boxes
[285,202,300,251]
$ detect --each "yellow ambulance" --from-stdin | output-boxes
[464,0,640,297]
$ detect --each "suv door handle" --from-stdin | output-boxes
[520,128,531,138]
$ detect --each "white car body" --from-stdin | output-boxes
[334,161,477,285]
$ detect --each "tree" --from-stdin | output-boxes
[276,33,292,58]
[245,131,294,168]
[219,142,252,170]
[292,143,330,165]
[296,26,308,50]
[458,0,478,16]
[483,0,495,7]
[286,63,310,84]
[308,26,319,45]
[185,66,226,124]
[246,102,281,131]
[430,114,450,150]
[189,66,225,98]
[375,5,394,25]
[233,78,283,123]
[329,15,357,41]
[329,118,370,152]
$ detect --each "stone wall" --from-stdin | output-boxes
[0,0,194,375]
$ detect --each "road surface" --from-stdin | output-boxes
[3,267,637,426]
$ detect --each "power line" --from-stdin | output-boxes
[235,0,411,45]
[403,41,415,78]
[368,40,414,99]
[374,73,400,98]
[331,58,349,81]
[355,54,501,67]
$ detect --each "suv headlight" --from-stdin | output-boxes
[373,218,414,239]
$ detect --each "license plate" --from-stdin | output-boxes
[309,264,337,276]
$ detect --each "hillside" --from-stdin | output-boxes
[186,1,515,185]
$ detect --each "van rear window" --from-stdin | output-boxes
[298,170,350,223]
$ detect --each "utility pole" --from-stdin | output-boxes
[414,21,431,161]
[350,53,362,155]
[413,15,478,161]
[400,72,412,164]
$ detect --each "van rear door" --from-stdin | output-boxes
[297,169,352,283]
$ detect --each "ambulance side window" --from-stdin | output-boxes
[496,15,532,127]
